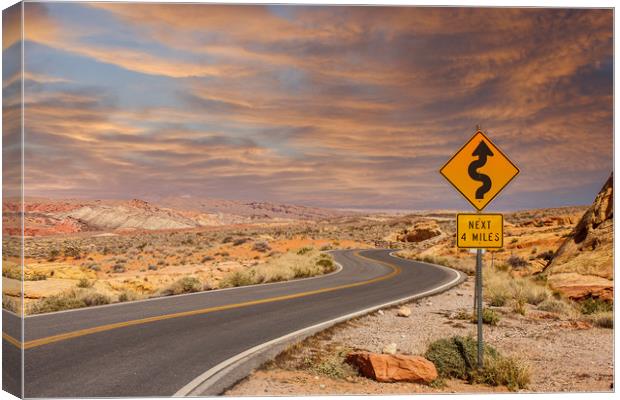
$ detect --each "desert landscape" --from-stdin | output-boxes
[1,4,613,398]
[2,174,613,393]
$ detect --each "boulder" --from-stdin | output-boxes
[346,352,437,383]
[396,221,442,243]
[397,306,412,317]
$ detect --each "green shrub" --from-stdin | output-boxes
[425,336,529,391]
[480,308,500,326]
[579,298,613,315]
[425,336,498,380]
[162,277,203,295]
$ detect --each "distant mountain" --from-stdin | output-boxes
[154,196,351,220]
[4,197,353,236]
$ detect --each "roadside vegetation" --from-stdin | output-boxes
[425,335,530,391]
[29,289,111,314]
[220,249,336,288]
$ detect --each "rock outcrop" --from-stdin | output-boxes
[543,174,613,301]
[346,352,437,383]
[396,220,442,243]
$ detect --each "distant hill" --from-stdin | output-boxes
[4,197,353,236]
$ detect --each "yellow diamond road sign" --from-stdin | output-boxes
[440,130,519,211]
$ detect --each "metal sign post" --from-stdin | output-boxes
[440,128,519,371]
[475,248,483,368]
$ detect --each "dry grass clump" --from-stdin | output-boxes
[484,268,553,315]
[161,276,203,296]
[587,311,613,329]
[2,295,19,313]
[220,249,336,288]
[537,299,574,315]
[30,289,111,314]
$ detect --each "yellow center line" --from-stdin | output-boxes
[3,251,400,350]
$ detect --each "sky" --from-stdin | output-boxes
[2,3,613,211]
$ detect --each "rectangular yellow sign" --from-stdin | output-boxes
[457,213,503,249]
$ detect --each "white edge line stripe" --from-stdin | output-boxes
[24,251,345,319]
[173,251,463,397]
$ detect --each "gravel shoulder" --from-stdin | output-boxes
[226,277,613,395]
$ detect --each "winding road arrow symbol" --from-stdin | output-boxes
[468,140,494,199]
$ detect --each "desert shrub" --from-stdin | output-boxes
[63,242,82,259]
[453,309,471,320]
[221,271,257,287]
[2,295,18,312]
[76,278,94,288]
[425,336,529,391]
[506,256,527,268]
[162,277,202,295]
[512,298,527,315]
[148,264,158,271]
[201,256,214,262]
[477,355,531,391]
[222,236,233,244]
[537,299,572,315]
[316,255,335,270]
[87,263,101,272]
[2,262,21,280]
[47,249,60,261]
[81,292,111,307]
[480,308,500,326]
[588,311,613,328]
[30,289,110,314]
[455,309,500,325]
[319,245,333,251]
[523,284,548,305]
[313,354,356,379]
[425,336,498,380]
[118,290,137,302]
[112,263,126,273]
[252,241,271,253]
[536,250,555,262]
[296,247,313,255]
[233,238,250,246]
[220,250,335,288]
[579,298,613,315]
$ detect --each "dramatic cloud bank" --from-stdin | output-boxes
[6,4,612,210]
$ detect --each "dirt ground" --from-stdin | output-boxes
[226,277,613,395]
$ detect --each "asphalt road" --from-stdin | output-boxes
[2,249,461,397]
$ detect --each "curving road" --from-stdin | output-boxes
[2,249,462,398]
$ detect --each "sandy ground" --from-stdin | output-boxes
[226,277,613,395]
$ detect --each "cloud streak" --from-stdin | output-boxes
[12,4,613,210]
